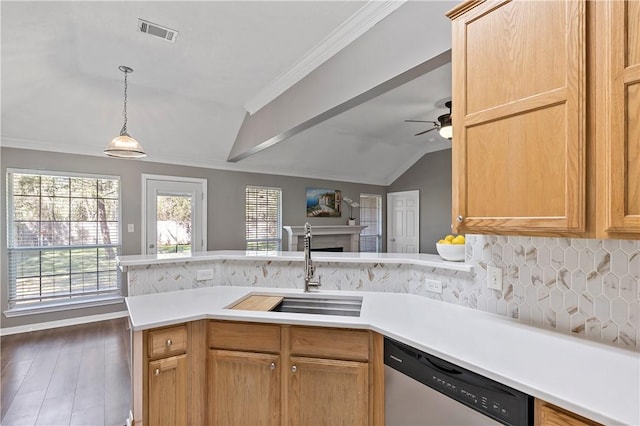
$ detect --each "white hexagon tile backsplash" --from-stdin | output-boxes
[464,235,639,350]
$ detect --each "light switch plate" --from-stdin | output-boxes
[127,224,134,233]
[487,265,503,291]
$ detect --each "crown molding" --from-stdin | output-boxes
[243,0,407,115]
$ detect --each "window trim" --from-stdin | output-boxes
[6,168,123,310]
[245,185,283,251]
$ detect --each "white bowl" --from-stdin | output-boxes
[436,243,465,262]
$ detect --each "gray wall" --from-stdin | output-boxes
[388,149,452,254]
[1,147,385,328]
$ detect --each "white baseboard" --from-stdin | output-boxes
[0,310,129,336]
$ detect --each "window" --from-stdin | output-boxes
[359,194,382,252]
[7,170,121,309]
[245,186,282,251]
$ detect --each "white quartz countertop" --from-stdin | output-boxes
[126,286,639,426]
[116,250,473,272]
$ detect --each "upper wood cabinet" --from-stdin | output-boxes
[448,0,587,235]
[596,0,640,237]
[448,0,640,239]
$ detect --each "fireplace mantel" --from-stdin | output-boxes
[283,225,367,252]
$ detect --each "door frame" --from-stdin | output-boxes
[141,174,208,254]
[386,190,420,253]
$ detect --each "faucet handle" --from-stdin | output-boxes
[309,276,321,289]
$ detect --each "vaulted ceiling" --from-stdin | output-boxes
[1,1,452,185]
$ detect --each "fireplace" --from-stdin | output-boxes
[283,225,367,252]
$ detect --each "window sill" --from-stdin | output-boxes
[4,295,125,318]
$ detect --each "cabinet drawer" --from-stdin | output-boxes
[289,327,369,361]
[208,321,280,353]
[148,325,187,358]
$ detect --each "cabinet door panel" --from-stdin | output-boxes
[464,0,568,113]
[627,83,640,216]
[600,0,640,234]
[208,350,280,426]
[287,356,368,426]
[451,0,586,235]
[148,355,187,426]
[466,104,567,218]
[627,0,640,66]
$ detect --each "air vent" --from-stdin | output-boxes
[138,19,178,43]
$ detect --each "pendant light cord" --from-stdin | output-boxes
[120,69,129,136]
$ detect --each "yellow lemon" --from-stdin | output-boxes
[440,240,452,245]
[452,235,465,245]
[437,239,446,244]
[444,234,455,242]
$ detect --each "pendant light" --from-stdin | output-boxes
[104,66,146,158]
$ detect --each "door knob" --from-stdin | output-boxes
[154,368,160,376]
[457,215,464,223]
[270,362,276,370]
[291,365,297,373]
[149,244,155,249]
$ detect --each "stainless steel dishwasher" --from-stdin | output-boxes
[384,337,534,426]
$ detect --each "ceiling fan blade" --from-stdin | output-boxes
[414,127,438,136]
[405,119,437,124]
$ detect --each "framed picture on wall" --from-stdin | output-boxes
[306,188,341,217]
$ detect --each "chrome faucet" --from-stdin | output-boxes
[303,223,321,292]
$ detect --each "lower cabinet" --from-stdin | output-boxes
[208,349,281,426]
[207,320,383,426]
[535,399,602,426]
[133,319,383,425]
[287,356,369,425]
[147,354,188,426]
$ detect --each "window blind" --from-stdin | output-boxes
[7,171,121,307]
[359,194,382,252]
[245,186,282,251]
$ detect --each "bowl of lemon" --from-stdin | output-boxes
[436,234,465,261]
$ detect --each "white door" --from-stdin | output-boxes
[142,175,207,255]
[387,190,419,253]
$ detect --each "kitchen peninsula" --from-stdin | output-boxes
[120,251,639,426]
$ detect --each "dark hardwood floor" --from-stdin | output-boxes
[1,318,130,426]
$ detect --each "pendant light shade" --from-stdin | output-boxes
[105,66,146,158]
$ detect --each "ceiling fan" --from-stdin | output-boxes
[405,101,452,139]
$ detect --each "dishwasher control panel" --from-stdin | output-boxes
[384,337,533,426]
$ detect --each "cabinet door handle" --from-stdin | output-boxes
[166,339,172,347]
[457,215,464,223]
[270,362,276,370]
[154,368,160,376]
[291,365,297,373]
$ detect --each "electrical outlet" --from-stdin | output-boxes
[487,265,503,291]
[425,279,443,294]
[196,269,214,281]
[127,224,134,233]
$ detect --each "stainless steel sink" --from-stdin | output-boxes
[273,295,362,317]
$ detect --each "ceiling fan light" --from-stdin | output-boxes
[436,102,453,140]
[439,125,452,139]
[104,134,146,158]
